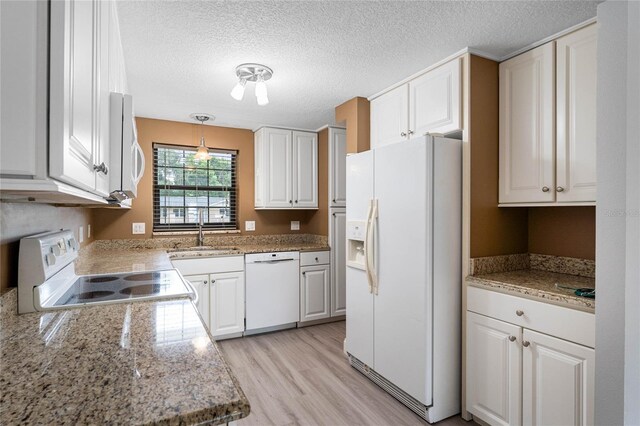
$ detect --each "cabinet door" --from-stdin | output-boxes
[183,274,210,327]
[499,42,556,203]
[467,312,522,426]
[409,58,462,136]
[522,329,594,426]
[329,128,347,207]
[330,209,346,316]
[292,131,318,208]
[264,128,293,208]
[300,265,331,322]
[209,271,245,339]
[108,1,127,93]
[370,85,409,149]
[556,25,598,203]
[49,0,101,194]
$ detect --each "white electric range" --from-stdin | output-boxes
[17,229,196,314]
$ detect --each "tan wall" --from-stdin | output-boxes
[0,203,93,292]
[469,55,529,257]
[335,97,370,153]
[306,128,329,236]
[529,206,595,260]
[93,118,326,240]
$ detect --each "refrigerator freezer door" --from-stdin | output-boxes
[345,151,375,367]
[373,136,433,406]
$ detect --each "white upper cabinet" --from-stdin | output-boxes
[556,24,598,203]
[255,127,317,209]
[409,57,462,136]
[499,42,556,204]
[499,24,598,205]
[329,127,347,207]
[108,1,128,94]
[370,85,409,149]
[49,0,111,197]
[370,57,463,149]
[293,131,318,208]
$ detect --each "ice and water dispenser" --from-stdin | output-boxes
[346,221,366,270]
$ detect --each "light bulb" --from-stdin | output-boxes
[255,74,269,106]
[194,136,210,160]
[230,78,246,101]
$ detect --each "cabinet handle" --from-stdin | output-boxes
[332,199,336,203]
[408,130,414,135]
[556,186,565,192]
[522,341,530,347]
[289,200,293,204]
[542,186,550,192]
[211,279,216,284]
[302,271,306,275]
[204,280,207,285]
[295,200,298,203]
[508,336,516,342]
[315,257,319,262]
[400,132,407,137]
[93,162,108,175]
[516,310,524,317]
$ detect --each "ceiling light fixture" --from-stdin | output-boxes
[189,113,215,161]
[230,63,273,106]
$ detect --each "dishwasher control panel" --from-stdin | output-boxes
[245,251,300,263]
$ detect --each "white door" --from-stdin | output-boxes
[264,128,293,208]
[370,85,409,149]
[556,24,598,203]
[466,312,522,426]
[522,329,595,426]
[300,265,331,322]
[184,274,210,327]
[409,58,462,136]
[345,151,374,367]
[329,128,347,207]
[49,0,100,193]
[292,131,318,208]
[373,139,430,404]
[499,42,556,203]
[330,209,346,316]
[209,271,245,338]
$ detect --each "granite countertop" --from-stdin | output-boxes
[0,250,250,424]
[467,254,596,312]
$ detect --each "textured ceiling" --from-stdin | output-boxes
[117,0,599,131]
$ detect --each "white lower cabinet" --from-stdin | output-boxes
[466,287,595,426]
[172,256,245,340]
[330,209,346,316]
[300,265,330,322]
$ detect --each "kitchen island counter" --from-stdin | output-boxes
[0,251,250,425]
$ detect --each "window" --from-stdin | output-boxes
[153,144,237,231]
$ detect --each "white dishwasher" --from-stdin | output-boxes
[245,251,300,335]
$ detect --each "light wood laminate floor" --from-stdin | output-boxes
[219,321,475,426]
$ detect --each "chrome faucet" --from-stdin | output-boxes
[197,210,205,247]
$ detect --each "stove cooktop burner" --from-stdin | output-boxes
[119,284,164,296]
[86,276,119,283]
[76,290,115,300]
[123,272,163,282]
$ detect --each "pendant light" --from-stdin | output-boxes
[230,63,273,106]
[189,113,215,161]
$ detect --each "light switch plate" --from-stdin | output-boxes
[291,221,300,231]
[132,222,146,235]
[87,224,91,239]
[78,226,84,243]
[245,221,256,231]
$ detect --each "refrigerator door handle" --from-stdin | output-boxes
[364,200,374,293]
[369,199,379,295]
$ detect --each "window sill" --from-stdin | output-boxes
[152,229,241,237]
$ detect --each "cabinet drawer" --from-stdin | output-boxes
[171,255,244,276]
[300,251,330,266]
[467,285,595,348]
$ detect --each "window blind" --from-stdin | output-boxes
[153,143,238,231]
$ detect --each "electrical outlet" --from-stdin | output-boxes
[132,222,146,235]
[87,224,91,239]
[245,221,256,231]
[291,221,300,231]
[78,226,84,243]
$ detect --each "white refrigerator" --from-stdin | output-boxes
[345,135,461,423]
